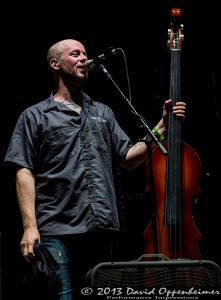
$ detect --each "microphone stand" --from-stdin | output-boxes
[99,64,167,155]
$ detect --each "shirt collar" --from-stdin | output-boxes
[43,91,94,111]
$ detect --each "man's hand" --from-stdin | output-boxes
[163,99,186,124]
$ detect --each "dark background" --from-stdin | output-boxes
[1,0,220,299]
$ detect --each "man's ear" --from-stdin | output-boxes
[50,58,59,69]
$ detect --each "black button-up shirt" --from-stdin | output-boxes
[4,92,133,235]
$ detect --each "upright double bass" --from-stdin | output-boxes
[143,8,202,260]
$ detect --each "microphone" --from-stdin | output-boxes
[84,47,120,70]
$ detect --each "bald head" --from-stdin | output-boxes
[47,39,86,65]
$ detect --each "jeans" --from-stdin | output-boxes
[40,230,114,299]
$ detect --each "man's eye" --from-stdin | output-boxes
[71,51,79,57]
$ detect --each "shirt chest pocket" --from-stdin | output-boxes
[41,126,80,163]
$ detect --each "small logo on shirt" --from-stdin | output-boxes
[91,116,107,123]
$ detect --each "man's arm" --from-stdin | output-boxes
[120,100,186,170]
[16,167,40,261]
